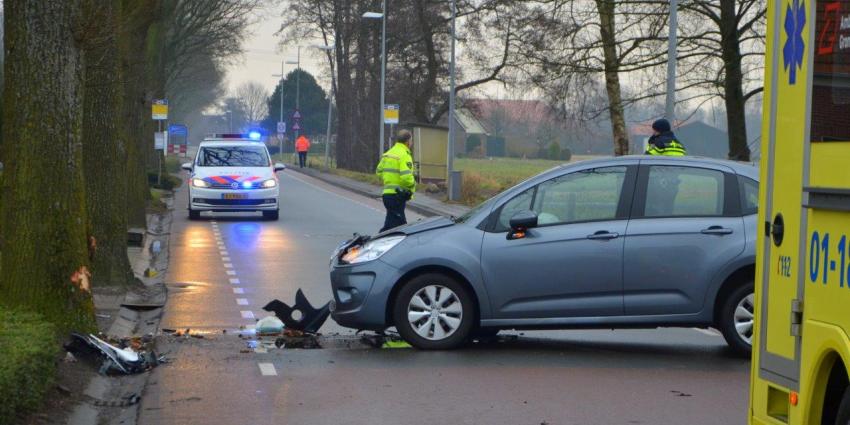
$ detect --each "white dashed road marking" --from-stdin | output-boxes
[241,310,255,320]
[222,257,231,262]
[226,270,236,276]
[233,288,245,294]
[224,263,233,269]
[236,298,249,306]
[258,363,277,376]
[230,278,241,284]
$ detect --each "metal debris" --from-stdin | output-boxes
[65,333,164,375]
[262,289,331,334]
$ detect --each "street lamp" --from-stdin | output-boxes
[665,0,678,122]
[312,44,336,168]
[225,109,232,132]
[363,3,387,159]
[447,0,459,201]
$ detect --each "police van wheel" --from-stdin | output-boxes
[718,281,754,357]
[263,210,279,221]
[836,387,850,425]
[393,273,474,350]
[188,208,201,220]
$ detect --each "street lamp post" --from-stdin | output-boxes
[286,58,300,138]
[665,0,678,121]
[447,0,458,201]
[225,110,232,132]
[363,3,387,160]
[313,44,336,168]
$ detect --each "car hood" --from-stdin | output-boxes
[192,167,275,185]
[379,216,455,236]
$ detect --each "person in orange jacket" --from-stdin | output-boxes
[295,135,311,168]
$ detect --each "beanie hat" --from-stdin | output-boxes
[652,118,671,133]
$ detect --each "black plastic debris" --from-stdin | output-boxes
[65,333,164,375]
[263,289,330,334]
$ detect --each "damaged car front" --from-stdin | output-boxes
[328,213,489,333]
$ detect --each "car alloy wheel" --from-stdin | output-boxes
[407,285,463,341]
[734,293,755,344]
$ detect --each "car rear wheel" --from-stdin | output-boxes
[393,273,474,350]
[263,210,279,221]
[837,387,850,425]
[718,281,754,357]
[188,208,200,220]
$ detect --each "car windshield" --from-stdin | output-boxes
[198,145,269,167]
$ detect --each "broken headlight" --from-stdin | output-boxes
[341,235,405,264]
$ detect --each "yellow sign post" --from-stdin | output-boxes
[383,104,399,124]
[152,99,168,120]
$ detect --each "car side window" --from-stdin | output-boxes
[739,176,758,215]
[644,166,725,217]
[531,166,626,226]
[495,188,535,232]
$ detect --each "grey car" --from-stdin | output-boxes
[330,156,759,355]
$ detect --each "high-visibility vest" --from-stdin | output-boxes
[645,138,687,156]
[376,142,416,196]
[295,136,310,152]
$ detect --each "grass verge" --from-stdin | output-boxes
[0,307,59,424]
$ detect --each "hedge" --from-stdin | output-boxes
[0,307,59,423]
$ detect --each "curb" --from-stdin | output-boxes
[287,166,451,218]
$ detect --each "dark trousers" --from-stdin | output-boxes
[381,194,407,232]
[298,152,307,168]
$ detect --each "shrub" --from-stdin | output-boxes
[164,156,182,174]
[561,147,572,161]
[460,171,499,205]
[547,141,562,160]
[0,307,59,424]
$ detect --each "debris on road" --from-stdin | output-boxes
[360,333,411,349]
[262,289,330,333]
[65,333,164,375]
[256,315,285,335]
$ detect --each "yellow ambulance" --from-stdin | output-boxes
[750,0,850,423]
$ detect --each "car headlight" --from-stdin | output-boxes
[341,235,405,264]
[192,178,209,188]
[261,179,277,188]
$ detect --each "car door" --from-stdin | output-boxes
[480,164,637,319]
[622,161,745,316]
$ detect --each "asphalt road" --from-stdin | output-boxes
[139,168,751,425]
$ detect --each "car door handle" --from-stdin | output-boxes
[587,231,619,240]
[701,226,733,235]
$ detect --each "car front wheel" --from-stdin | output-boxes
[393,273,474,350]
[263,210,279,221]
[836,387,850,425]
[718,281,754,357]
[188,207,200,220]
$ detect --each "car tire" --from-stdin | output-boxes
[718,281,755,357]
[188,208,201,220]
[393,273,474,350]
[836,387,850,425]
[263,210,279,221]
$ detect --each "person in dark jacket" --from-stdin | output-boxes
[645,119,687,156]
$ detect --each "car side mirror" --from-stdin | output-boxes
[274,163,286,172]
[507,210,538,240]
[181,162,193,172]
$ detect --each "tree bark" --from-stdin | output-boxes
[1,0,95,331]
[82,0,133,287]
[719,0,750,161]
[596,0,630,156]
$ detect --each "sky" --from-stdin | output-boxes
[225,3,331,97]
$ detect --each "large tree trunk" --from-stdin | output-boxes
[596,0,630,156]
[1,0,95,331]
[121,0,155,227]
[719,0,751,161]
[82,0,133,287]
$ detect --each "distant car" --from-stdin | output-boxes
[182,135,286,220]
[330,156,759,355]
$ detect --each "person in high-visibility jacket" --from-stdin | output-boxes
[376,130,416,232]
[295,135,311,168]
[645,118,687,156]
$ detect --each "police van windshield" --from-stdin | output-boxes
[198,145,269,167]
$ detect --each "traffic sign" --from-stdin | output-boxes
[292,110,302,120]
[168,124,187,137]
[277,121,286,134]
[152,99,168,120]
[154,131,167,150]
[292,122,301,132]
[384,104,399,124]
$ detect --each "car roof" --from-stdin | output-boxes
[555,155,759,180]
[199,140,267,147]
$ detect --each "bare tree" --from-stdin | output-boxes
[235,81,269,125]
[679,0,766,161]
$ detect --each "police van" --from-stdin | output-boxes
[181,133,285,221]
[750,0,850,423]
